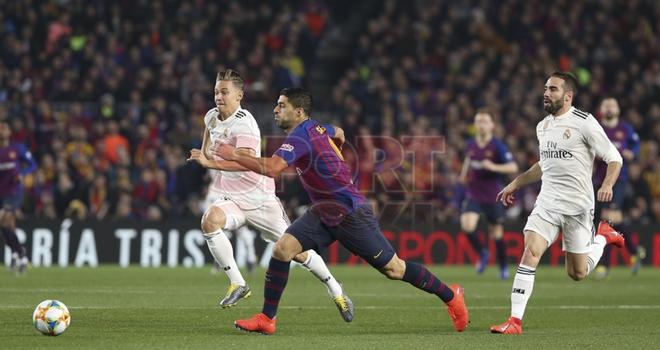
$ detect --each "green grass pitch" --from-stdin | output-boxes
[1,265,659,349]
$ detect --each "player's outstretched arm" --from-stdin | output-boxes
[331,126,345,149]
[496,162,541,206]
[187,148,252,171]
[458,156,470,185]
[482,160,518,174]
[216,144,288,178]
[597,161,622,202]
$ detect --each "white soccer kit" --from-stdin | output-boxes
[524,106,622,253]
[204,106,289,242]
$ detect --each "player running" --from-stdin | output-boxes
[0,121,37,274]
[220,87,468,335]
[459,109,518,279]
[593,97,644,278]
[187,70,353,322]
[490,72,625,334]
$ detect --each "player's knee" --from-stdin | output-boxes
[381,256,405,280]
[568,269,587,281]
[201,207,226,235]
[272,240,297,262]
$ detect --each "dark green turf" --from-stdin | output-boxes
[1,265,659,349]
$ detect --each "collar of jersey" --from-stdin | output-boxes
[217,106,243,122]
[552,106,574,120]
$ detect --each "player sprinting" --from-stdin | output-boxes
[593,97,645,278]
[219,87,468,335]
[459,109,518,279]
[490,72,625,334]
[187,70,353,321]
[0,121,37,274]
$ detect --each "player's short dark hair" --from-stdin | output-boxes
[280,87,313,115]
[216,69,244,91]
[551,71,578,95]
[475,107,493,118]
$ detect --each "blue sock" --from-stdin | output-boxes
[262,258,291,319]
[466,231,483,252]
[495,239,507,269]
[402,261,454,303]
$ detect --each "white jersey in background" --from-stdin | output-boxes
[534,106,622,215]
[204,106,276,210]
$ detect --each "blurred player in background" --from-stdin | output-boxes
[187,70,353,321]
[0,121,37,274]
[222,88,468,335]
[460,109,518,279]
[593,97,645,279]
[491,72,624,334]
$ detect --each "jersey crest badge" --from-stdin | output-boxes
[315,125,327,134]
[563,128,571,139]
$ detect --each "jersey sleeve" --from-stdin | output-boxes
[18,144,37,175]
[273,129,312,166]
[494,140,514,164]
[232,120,260,152]
[203,108,217,127]
[625,123,640,158]
[323,124,336,137]
[583,117,623,164]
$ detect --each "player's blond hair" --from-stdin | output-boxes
[216,69,244,91]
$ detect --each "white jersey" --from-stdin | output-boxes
[204,106,276,210]
[535,106,622,215]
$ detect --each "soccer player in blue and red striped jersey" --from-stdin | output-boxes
[0,121,37,274]
[218,88,468,335]
[593,98,644,278]
[459,110,518,279]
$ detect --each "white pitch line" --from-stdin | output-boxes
[1,305,659,310]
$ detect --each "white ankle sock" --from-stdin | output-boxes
[511,264,536,320]
[204,229,245,286]
[301,250,343,297]
[587,235,607,275]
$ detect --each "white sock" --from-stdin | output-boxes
[301,250,343,297]
[511,264,536,320]
[587,235,607,275]
[204,229,245,286]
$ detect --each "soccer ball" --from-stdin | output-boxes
[32,300,71,336]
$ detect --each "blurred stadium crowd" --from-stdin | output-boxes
[1,0,658,224]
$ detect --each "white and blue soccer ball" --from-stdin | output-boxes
[32,300,71,336]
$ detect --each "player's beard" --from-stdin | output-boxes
[275,117,290,130]
[543,96,564,115]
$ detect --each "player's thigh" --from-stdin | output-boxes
[483,202,506,225]
[244,198,290,243]
[523,207,561,249]
[285,209,335,254]
[202,199,246,233]
[331,206,395,269]
[460,200,481,231]
[561,211,595,255]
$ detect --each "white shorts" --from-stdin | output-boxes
[523,205,595,254]
[208,195,290,243]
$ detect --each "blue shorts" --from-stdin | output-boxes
[0,192,22,211]
[286,205,395,269]
[595,181,626,211]
[461,198,505,224]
